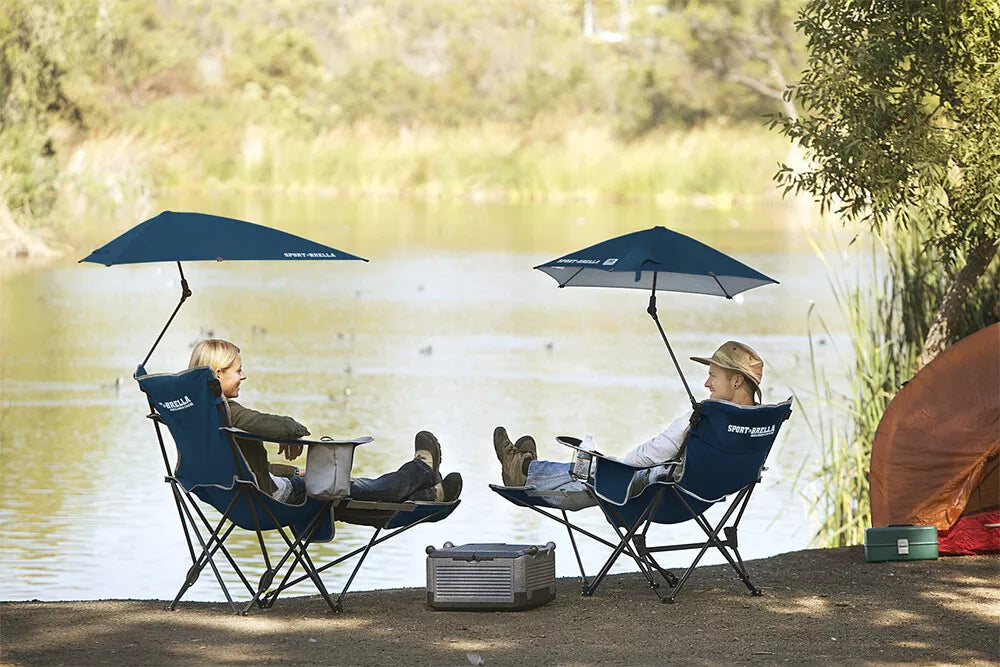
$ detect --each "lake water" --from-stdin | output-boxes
[0,194,850,601]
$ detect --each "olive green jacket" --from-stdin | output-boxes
[226,400,309,496]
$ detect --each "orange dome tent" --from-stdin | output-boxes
[870,323,999,555]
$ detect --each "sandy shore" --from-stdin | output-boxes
[1,547,997,666]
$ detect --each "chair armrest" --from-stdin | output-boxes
[556,435,606,459]
[588,457,639,506]
[219,427,373,447]
[588,456,682,506]
[555,436,668,471]
[556,435,683,505]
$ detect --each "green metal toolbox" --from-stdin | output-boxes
[864,525,939,562]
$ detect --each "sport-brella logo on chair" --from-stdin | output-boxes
[158,396,194,412]
[728,424,777,438]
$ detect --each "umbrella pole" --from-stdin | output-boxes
[141,261,192,369]
[646,278,697,409]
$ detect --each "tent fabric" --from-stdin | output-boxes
[870,323,1000,534]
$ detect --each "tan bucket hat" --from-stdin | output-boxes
[690,341,764,397]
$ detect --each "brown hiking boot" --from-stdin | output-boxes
[494,426,533,487]
[514,434,537,458]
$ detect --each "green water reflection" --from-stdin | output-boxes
[1,195,848,601]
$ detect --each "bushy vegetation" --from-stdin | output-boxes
[784,1,1000,546]
[805,219,999,547]
[1,0,804,233]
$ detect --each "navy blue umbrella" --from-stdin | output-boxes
[81,211,368,368]
[535,225,776,297]
[535,226,778,406]
[81,210,367,266]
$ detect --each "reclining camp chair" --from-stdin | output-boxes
[492,398,791,603]
[136,365,460,614]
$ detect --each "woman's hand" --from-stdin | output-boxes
[278,442,304,460]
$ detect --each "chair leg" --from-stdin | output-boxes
[332,527,384,613]
[269,505,453,612]
[167,481,246,608]
[698,495,760,596]
[261,505,340,613]
[692,514,759,597]
[464,500,619,596]
[723,525,759,594]
[168,481,198,564]
[170,514,239,611]
[632,535,678,588]
[327,506,459,611]
[250,499,339,613]
[175,486,290,614]
[240,493,282,613]
[561,510,591,593]
[169,491,247,612]
[663,489,759,603]
[660,519,727,602]
[627,518,677,592]
[584,495,661,597]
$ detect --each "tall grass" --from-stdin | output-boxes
[49,117,788,216]
[803,219,999,547]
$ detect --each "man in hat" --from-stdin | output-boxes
[493,341,765,510]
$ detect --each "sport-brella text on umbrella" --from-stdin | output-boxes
[80,210,368,369]
[534,226,778,407]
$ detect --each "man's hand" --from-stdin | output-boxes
[278,442,303,460]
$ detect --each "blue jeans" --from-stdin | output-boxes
[350,459,437,502]
[286,458,436,505]
[523,460,598,511]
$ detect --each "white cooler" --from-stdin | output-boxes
[426,542,556,611]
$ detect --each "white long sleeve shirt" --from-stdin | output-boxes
[615,409,692,484]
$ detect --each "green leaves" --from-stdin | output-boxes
[776,0,1000,257]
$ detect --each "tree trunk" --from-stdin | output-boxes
[918,235,1000,369]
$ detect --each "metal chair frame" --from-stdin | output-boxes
[139,368,458,614]
[492,398,791,603]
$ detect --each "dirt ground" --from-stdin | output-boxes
[1,547,997,666]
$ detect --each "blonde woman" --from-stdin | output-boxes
[189,339,462,505]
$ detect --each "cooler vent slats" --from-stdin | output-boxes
[526,560,555,590]
[434,565,512,600]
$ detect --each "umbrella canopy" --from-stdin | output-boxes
[80,210,367,369]
[535,225,776,298]
[80,210,367,266]
[535,225,778,407]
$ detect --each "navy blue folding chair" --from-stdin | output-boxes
[137,366,459,614]
[492,398,791,603]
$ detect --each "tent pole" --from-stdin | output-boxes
[141,261,192,369]
[646,275,697,409]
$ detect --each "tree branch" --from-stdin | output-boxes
[919,235,1000,369]
[725,72,783,101]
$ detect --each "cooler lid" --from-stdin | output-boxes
[427,543,553,560]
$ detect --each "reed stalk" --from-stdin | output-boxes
[802,218,999,547]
